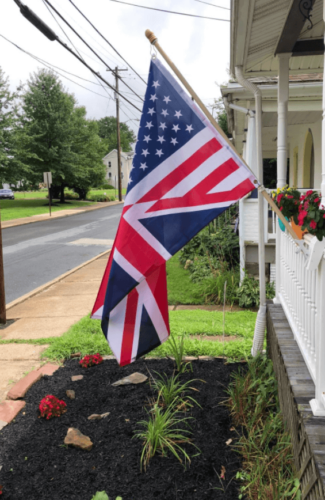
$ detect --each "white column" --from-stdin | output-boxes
[277,54,290,188]
[275,54,290,301]
[321,0,325,206]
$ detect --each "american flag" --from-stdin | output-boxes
[92,57,256,366]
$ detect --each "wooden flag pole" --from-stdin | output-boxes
[144,29,300,244]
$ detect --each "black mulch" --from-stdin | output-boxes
[0,358,245,500]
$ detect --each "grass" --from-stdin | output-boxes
[166,255,203,305]
[226,355,301,499]
[0,198,95,221]
[0,309,257,362]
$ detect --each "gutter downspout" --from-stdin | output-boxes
[235,66,266,356]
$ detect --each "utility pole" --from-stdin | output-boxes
[111,67,128,202]
[0,213,6,324]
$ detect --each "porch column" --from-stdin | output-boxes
[277,54,290,188]
[275,54,290,301]
[321,0,325,205]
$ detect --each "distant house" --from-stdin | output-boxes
[102,150,134,189]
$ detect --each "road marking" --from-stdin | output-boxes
[69,238,114,247]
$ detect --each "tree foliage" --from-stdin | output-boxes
[16,69,106,200]
[96,116,136,153]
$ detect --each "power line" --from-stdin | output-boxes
[194,0,230,10]
[43,0,144,102]
[109,0,230,21]
[12,0,142,111]
[68,0,147,85]
[0,33,112,100]
[41,0,112,100]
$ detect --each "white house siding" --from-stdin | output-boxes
[102,150,133,189]
[288,120,322,189]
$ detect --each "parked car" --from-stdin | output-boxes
[0,189,14,200]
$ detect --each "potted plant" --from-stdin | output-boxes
[272,186,301,234]
[295,190,325,241]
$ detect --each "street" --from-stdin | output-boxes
[3,204,123,304]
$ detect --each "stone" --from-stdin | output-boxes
[64,427,93,451]
[38,363,60,376]
[0,420,7,431]
[102,355,115,360]
[7,370,42,400]
[0,401,26,423]
[112,372,148,386]
[183,356,197,361]
[88,414,102,420]
[198,356,214,361]
[66,390,75,400]
[71,375,83,382]
[70,352,81,358]
[88,412,110,420]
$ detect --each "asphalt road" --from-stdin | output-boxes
[3,204,123,304]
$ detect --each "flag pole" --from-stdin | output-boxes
[144,29,300,244]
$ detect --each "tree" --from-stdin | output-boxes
[211,97,230,137]
[68,107,106,199]
[0,67,30,186]
[96,116,136,153]
[17,69,76,201]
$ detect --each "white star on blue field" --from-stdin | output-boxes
[127,59,205,190]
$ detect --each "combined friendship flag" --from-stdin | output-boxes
[91,57,257,366]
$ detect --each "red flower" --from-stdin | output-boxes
[286,195,293,199]
[79,353,103,368]
[277,193,284,203]
[280,206,283,211]
[306,190,313,196]
[39,395,67,420]
[310,220,317,230]
[300,195,305,201]
[315,197,320,203]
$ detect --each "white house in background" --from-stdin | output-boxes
[102,150,134,189]
[227,0,325,419]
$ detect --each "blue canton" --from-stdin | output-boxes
[127,58,205,192]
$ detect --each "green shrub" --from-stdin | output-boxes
[101,183,115,189]
[237,274,275,308]
[64,190,79,200]
[195,267,240,305]
[87,194,115,202]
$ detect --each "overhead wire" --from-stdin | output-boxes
[0,34,111,100]
[194,0,230,10]
[109,0,230,21]
[41,0,112,99]
[68,0,147,85]
[43,0,144,102]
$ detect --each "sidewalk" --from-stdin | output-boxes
[0,251,110,403]
[2,199,123,229]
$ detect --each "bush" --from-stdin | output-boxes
[87,194,115,202]
[39,395,67,420]
[101,183,115,189]
[195,268,240,305]
[64,190,79,200]
[79,353,103,368]
[237,274,275,308]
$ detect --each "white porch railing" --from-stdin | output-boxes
[277,228,325,414]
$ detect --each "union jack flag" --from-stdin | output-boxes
[92,57,257,365]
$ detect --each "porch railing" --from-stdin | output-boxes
[277,228,325,415]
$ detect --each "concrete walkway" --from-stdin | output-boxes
[2,200,123,229]
[0,251,110,403]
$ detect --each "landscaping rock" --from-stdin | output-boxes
[71,375,83,382]
[64,428,93,451]
[198,356,214,361]
[66,390,75,400]
[88,412,110,420]
[7,370,42,400]
[112,372,148,386]
[70,352,81,358]
[183,356,197,361]
[102,355,115,360]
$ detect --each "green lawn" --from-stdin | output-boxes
[0,309,257,362]
[167,254,203,305]
[14,191,48,199]
[0,199,95,221]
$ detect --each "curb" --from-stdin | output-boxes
[2,200,124,230]
[6,249,111,311]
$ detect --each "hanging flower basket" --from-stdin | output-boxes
[290,217,308,240]
[295,190,325,242]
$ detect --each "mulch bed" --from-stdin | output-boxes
[0,358,245,500]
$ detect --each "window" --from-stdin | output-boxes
[108,172,112,178]
[121,173,124,179]
[108,161,111,168]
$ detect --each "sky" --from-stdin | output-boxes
[0,0,231,137]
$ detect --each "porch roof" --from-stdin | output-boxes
[231,0,324,78]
